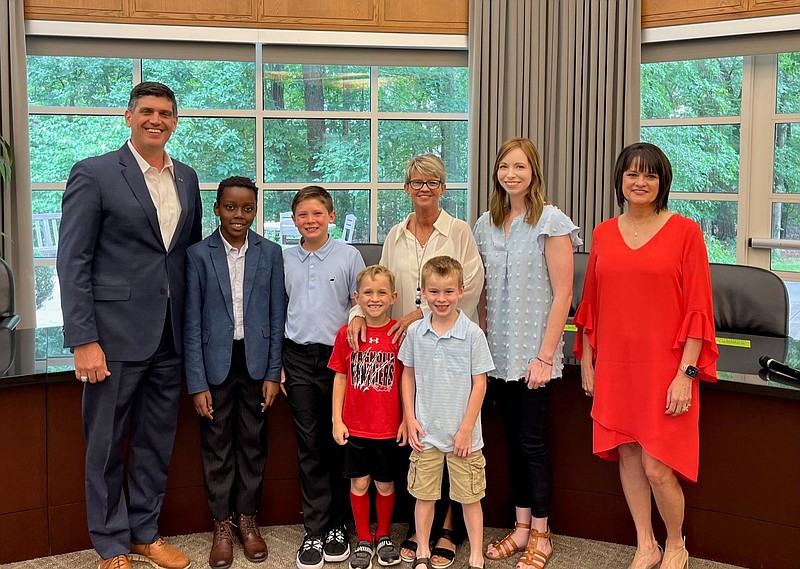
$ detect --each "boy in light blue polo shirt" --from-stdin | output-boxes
[282,185,366,569]
[399,255,494,569]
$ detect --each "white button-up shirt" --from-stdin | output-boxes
[127,140,181,250]
[220,230,249,341]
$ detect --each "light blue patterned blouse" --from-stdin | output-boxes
[473,205,582,380]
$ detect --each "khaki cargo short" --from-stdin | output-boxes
[407,447,486,504]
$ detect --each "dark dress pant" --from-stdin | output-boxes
[200,339,268,521]
[487,376,553,518]
[82,318,182,559]
[283,339,349,536]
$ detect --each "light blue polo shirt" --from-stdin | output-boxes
[399,310,495,453]
[283,236,365,346]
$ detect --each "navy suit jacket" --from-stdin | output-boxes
[57,143,202,360]
[183,229,286,394]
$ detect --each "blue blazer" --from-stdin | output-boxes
[183,229,286,394]
[57,143,202,360]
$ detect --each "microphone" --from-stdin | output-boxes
[758,368,800,388]
[759,355,800,382]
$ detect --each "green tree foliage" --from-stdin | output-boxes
[144,60,256,110]
[28,56,469,247]
[642,58,744,264]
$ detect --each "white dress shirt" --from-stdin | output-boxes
[127,140,182,250]
[220,230,249,341]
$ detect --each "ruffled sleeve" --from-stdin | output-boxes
[573,229,599,362]
[671,219,719,382]
[537,206,583,250]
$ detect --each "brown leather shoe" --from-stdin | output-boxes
[98,554,131,569]
[130,537,191,569]
[235,513,268,563]
[209,519,235,569]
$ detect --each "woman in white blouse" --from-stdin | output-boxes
[347,153,484,568]
[474,138,580,569]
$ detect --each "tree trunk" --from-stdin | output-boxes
[303,65,325,179]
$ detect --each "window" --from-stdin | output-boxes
[26,43,468,327]
[640,57,743,264]
[259,63,468,244]
[642,42,800,335]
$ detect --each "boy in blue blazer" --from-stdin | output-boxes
[184,176,286,569]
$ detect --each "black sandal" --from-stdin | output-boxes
[400,539,418,563]
[431,528,457,569]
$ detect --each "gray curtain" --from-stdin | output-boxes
[0,0,35,327]
[468,0,641,248]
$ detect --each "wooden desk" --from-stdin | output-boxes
[1,329,798,567]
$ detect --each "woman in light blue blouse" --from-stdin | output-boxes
[474,138,581,569]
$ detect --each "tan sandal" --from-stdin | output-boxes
[485,521,531,559]
[517,528,553,569]
[628,543,662,569]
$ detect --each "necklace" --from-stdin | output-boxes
[412,217,434,306]
[627,213,657,236]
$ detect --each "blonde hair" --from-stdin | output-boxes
[421,256,463,288]
[356,265,396,292]
[489,138,546,227]
[404,154,446,184]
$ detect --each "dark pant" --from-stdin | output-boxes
[283,339,348,536]
[487,376,553,518]
[82,318,182,559]
[200,340,268,521]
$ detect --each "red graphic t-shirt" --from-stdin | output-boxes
[328,320,403,439]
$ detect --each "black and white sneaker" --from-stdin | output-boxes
[296,533,324,569]
[348,540,374,569]
[375,535,401,566]
[323,525,350,562]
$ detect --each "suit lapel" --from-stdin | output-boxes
[209,232,235,323]
[243,231,262,315]
[169,162,191,252]
[119,144,164,248]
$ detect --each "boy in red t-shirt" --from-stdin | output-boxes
[329,265,407,569]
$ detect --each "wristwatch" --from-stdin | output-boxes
[680,363,699,379]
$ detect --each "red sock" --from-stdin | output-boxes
[350,491,372,542]
[375,489,395,538]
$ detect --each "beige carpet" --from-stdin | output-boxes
[0,524,743,569]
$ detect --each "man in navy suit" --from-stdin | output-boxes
[57,82,202,569]
[183,176,286,569]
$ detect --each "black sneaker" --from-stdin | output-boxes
[296,533,324,569]
[348,540,374,569]
[323,525,350,562]
[375,536,401,566]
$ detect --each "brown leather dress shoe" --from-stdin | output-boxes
[209,519,235,569]
[98,554,131,569]
[130,537,191,569]
[235,513,268,563]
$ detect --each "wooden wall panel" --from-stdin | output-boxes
[46,382,85,507]
[259,0,377,28]
[0,509,49,563]
[23,0,471,34]
[643,0,800,28]
[132,0,256,24]
[24,0,126,19]
[382,0,469,33]
[0,385,46,515]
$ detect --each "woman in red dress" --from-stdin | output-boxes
[574,143,718,569]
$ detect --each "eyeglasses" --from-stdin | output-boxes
[407,179,442,191]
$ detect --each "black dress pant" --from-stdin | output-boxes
[486,376,553,518]
[283,339,349,536]
[200,340,268,521]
